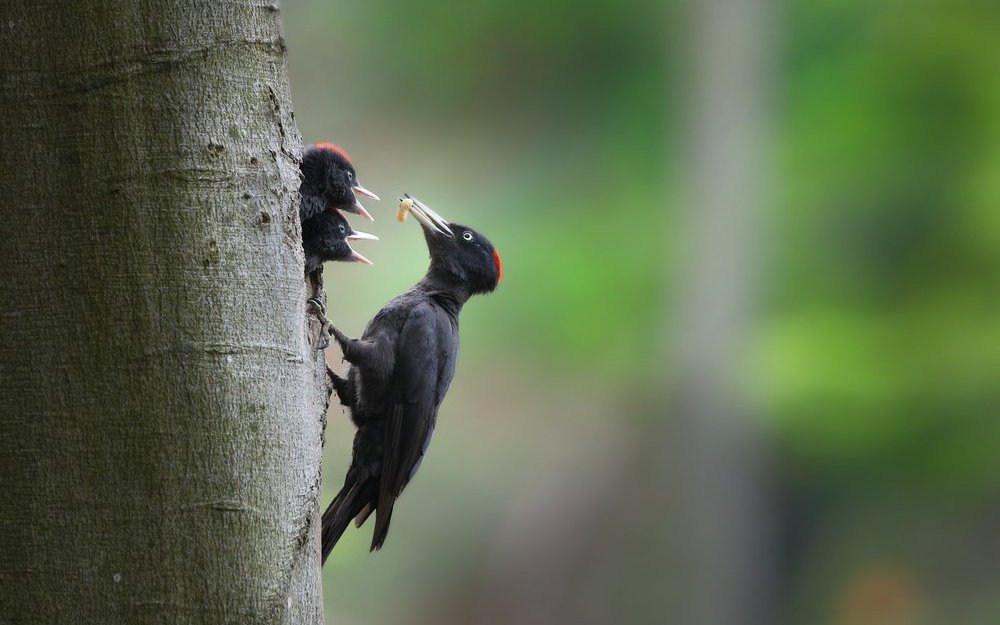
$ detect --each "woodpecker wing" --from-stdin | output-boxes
[370,303,457,550]
[395,305,458,491]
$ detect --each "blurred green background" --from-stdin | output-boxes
[283,1,1000,623]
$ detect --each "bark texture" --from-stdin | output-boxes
[0,2,326,623]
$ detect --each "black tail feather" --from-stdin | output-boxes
[369,508,394,551]
[370,405,404,551]
[321,479,363,564]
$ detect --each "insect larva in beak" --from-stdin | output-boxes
[397,197,413,222]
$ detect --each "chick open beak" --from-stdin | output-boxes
[348,246,373,265]
[352,184,380,201]
[343,184,378,222]
[346,230,378,241]
[351,201,375,222]
[337,204,374,222]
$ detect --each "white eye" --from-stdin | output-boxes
[338,224,346,234]
[462,231,473,241]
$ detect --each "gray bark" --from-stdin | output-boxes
[0,2,326,623]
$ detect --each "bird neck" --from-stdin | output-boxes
[416,274,469,317]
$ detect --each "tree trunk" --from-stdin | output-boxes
[663,0,777,624]
[0,3,326,623]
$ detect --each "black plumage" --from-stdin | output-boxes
[321,195,502,562]
[302,210,377,274]
[299,143,379,222]
[299,142,378,285]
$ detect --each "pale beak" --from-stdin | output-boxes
[351,200,375,222]
[349,248,373,265]
[352,185,380,200]
[347,230,379,241]
[400,193,453,237]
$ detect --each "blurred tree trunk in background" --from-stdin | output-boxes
[664,0,777,623]
[463,2,780,623]
[0,3,327,623]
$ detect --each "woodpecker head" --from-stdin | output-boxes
[301,209,378,273]
[336,214,378,265]
[400,194,502,295]
[302,143,379,221]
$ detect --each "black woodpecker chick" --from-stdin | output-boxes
[321,194,502,562]
[299,142,379,295]
[303,210,378,274]
[299,143,380,222]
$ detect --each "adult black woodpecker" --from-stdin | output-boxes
[303,209,378,274]
[299,142,380,222]
[320,194,502,562]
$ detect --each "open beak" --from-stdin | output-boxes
[336,204,374,222]
[347,245,373,266]
[352,200,375,222]
[347,230,379,241]
[352,184,380,201]
[352,185,379,223]
[400,193,453,237]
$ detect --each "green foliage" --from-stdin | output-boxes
[285,0,1000,621]
[764,0,1000,483]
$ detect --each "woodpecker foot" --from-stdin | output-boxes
[327,324,349,347]
[307,296,327,317]
[307,268,325,301]
[307,297,333,350]
[327,367,357,410]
